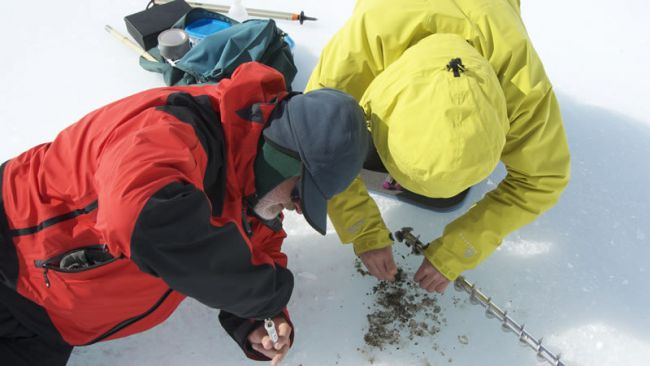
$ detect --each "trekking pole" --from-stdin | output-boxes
[104,25,158,62]
[153,0,317,24]
[393,227,567,366]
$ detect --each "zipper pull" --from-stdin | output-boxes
[43,266,51,288]
[241,208,253,237]
[35,260,51,288]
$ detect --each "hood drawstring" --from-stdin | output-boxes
[446,58,465,77]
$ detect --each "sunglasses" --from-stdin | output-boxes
[290,185,301,206]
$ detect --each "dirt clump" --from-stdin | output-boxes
[360,260,447,350]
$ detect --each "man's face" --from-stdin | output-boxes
[253,176,302,220]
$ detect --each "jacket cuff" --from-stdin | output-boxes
[218,309,294,361]
[219,311,266,360]
[423,238,464,281]
[352,230,393,255]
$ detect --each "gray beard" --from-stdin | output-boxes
[253,195,283,220]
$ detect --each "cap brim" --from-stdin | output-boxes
[299,166,328,235]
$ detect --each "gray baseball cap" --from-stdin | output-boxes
[263,88,369,235]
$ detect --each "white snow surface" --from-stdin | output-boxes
[1,1,649,366]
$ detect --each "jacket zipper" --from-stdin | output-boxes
[34,244,116,288]
[81,289,174,346]
[242,207,253,237]
[11,200,98,237]
[33,244,174,345]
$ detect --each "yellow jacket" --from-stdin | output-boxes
[306,0,570,280]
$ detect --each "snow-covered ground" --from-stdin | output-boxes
[1,1,649,365]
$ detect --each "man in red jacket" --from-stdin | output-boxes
[0,62,369,365]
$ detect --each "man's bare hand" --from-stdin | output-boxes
[247,317,292,366]
[414,258,450,293]
[358,246,398,281]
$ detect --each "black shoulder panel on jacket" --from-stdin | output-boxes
[157,93,227,217]
[0,162,19,289]
[130,182,294,320]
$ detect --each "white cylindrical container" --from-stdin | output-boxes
[228,0,249,22]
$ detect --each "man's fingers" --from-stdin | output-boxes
[274,322,292,350]
[414,265,428,282]
[270,346,288,366]
[381,263,395,281]
[276,321,292,338]
[271,355,280,366]
[261,335,274,350]
[419,272,449,293]
[252,343,277,359]
[250,319,292,362]
[411,258,451,293]
[274,338,288,350]
[434,279,450,293]
[380,248,397,272]
[425,278,442,292]
[359,246,397,281]
[373,263,389,281]
[385,257,398,275]
[247,327,265,344]
[364,260,382,279]
[366,257,394,281]
[378,265,392,281]
[381,255,397,281]
[417,273,436,291]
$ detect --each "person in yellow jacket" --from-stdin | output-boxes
[306,0,570,293]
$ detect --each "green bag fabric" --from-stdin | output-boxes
[139,8,297,89]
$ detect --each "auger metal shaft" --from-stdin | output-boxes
[393,227,566,366]
[453,277,566,366]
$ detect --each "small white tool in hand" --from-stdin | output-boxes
[264,318,279,344]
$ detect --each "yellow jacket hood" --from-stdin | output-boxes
[361,33,509,198]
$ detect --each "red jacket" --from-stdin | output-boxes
[0,62,294,357]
